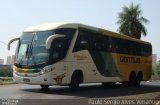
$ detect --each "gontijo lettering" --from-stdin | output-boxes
[120,56,140,63]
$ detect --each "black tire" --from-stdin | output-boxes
[123,71,136,87]
[102,82,116,87]
[135,71,143,87]
[129,71,136,86]
[69,72,82,91]
[122,81,130,87]
[40,85,49,89]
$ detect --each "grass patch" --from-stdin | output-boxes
[0,79,15,85]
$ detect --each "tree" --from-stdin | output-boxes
[117,3,149,39]
[153,61,160,75]
[0,67,13,77]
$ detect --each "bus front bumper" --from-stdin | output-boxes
[13,72,54,85]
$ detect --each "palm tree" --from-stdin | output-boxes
[117,3,149,39]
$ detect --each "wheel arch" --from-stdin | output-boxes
[68,69,84,84]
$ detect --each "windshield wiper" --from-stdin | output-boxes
[26,44,29,57]
[18,44,29,65]
[27,33,37,66]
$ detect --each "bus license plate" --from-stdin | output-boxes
[23,78,30,82]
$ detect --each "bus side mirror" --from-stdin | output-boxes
[46,34,66,49]
[8,38,20,50]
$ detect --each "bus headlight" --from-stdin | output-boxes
[40,67,55,75]
[40,71,45,75]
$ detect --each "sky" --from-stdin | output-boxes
[0,0,160,63]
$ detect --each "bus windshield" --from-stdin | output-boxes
[15,28,75,68]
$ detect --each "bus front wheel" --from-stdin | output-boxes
[69,71,83,91]
[102,82,116,87]
[40,85,49,89]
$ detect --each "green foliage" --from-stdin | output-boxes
[153,61,160,75]
[117,2,149,39]
[0,66,13,77]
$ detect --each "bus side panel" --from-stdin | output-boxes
[88,51,122,82]
[142,56,152,80]
[66,50,103,83]
[112,53,152,81]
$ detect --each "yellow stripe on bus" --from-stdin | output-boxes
[13,66,29,73]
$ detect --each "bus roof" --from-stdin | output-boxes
[99,29,151,45]
[24,23,79,32]
[24,22,151,45]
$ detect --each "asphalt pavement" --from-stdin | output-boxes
[0,81,160,105]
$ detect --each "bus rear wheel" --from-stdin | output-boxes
[123,71,136,87]
[135,71,143,87]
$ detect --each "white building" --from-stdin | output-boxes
[0,59,4,65]
[6,55,15,65]
[152,54,157,65]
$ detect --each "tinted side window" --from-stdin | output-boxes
[50,38,69,63]
[73,28,108,52]
[73,29,91,52]
[49,28,76,63]
[113,38,143,56]
[73,28,152,57]
[55,28,76,42]
[141,44,152,56]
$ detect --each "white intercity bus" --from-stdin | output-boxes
[8,23,152,90]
